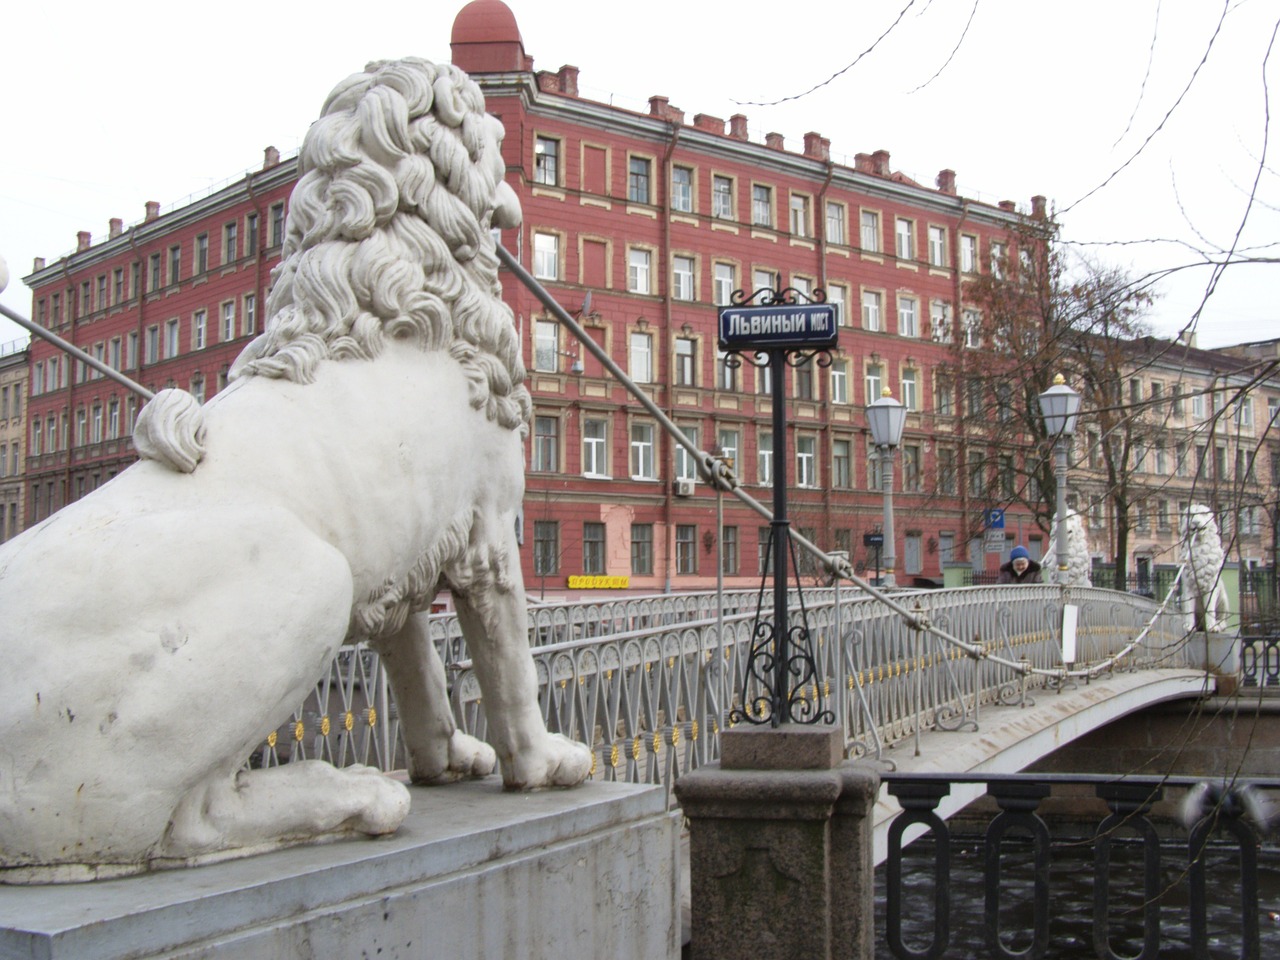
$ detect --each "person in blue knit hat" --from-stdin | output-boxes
[998,545,1043,584]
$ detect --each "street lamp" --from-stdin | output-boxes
[867,387,907,588]
[1038,374,1082,578]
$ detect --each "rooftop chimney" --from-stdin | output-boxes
[854,153,874,174]
[1031,195,1047,219]
[803,132,830,161]
[729,114,749,141]
[263,146,280,169]
[693,113,725,135]
[557,64,579,97]
[77,231,91,252]
[998,200,1016,212]
[936,169,956,195]
[108,218,123,239]
[144,201,161,222]
[765,132,785,151]
[33,257,45,271]
[871,150,891,176]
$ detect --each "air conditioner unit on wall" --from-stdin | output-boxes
[674,479,695,497]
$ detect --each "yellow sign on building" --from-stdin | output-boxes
[566,575,630,590]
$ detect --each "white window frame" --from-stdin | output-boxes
[862,290,883,332]
[630,421,656,479]
[628,247,652,294]
[898,296,918,338]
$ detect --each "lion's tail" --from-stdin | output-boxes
[133,389,207,474]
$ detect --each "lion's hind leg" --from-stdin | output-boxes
[155,761,411,865]
[372,612,496,784]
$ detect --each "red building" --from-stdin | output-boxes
[23,0,1043,597]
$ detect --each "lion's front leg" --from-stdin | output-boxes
[447,522,591,790]
[371,612,495,784]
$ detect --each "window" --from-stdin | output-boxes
[937,448,957,495]
[996,383,1013,422]
[789,193,810,237]
[149,253,162,292]
[931,304,952,345]
[862,290,883,331]
[865,363,883,403]
[1129,378,1142,404]
[895,218,915,260]
[109,338,121,371]
[672,166,693,212]
[630,422,656,479]
[717,428,740,470]
[168,245,181,285]
[831,360,849,404]
[903,445,922,492]
[963,309,981,348]
[998,454,1015,497]
[628,248,652,294]
[223,222,238,265]
[713,262,735,306]
[752,268,777,293]
[676,525,697,575]
[108,399,120,440]
[532,416,559,472]
[1235,398,1254,428]
[826,202,846,245]
[582,419,608,477]
[146,326,159,364]
[30,422,40,457]
[758,431,773,485]
[631,523,654,575]
[1192,393,1205,420]
[966,378,984,418]
[991,241,1006,279]
[195,234,209,274]
[721,526,739,575]
[960,235,978,273]
[675,337,696,386]
[193,310,207,351]
[866,444,881,492]
[860,210,880,252]
[758,527,775,575]
[757,364,772,396]
[75,409,86,447]
[91,404,103,444]
[796,436,816,487]
[96,275,107,311]
[247,212,259,254]
[828,284,847,327]
[165,318,180,359]
[792,275,812,301]
[902,368,919,411]
[628,156,651,203]
[533,521,559,577]
[630,331,653,382]
[244,294,257,335]
[534,320,558,372]
[673,256,695,301]
[967,451,986,496]
[832,439,852,488]
[113,268,124,304]
[898,296,918,337]
[270,203,285,247]
[534,136,559,185]
[221,302,235,342]
[675,425,700,481]
[533,232,559,280]
[712,175,734,219]
[583,522,606,575]
[749,184,773,227]
[717,348,737,391]
[928,226,946,267]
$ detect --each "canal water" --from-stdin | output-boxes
[875,835,1280,958]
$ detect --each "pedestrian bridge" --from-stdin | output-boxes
[263,579,1212,836]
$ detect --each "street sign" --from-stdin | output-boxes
[983,508,1005,529]
[863,533,884,547]
[984,529,1006,553]
[718,303,838,351]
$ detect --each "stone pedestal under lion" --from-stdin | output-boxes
[0,58,591,884]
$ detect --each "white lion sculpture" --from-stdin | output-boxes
[1184,503,1231,633]
[0,58,590,883]
[1041,510,1092,587]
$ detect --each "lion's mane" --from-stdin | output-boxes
[233,57,529,432]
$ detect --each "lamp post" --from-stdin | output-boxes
[867,388,907,589]
[1038,374,1082,579]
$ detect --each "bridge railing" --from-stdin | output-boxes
[257,584,1194,794]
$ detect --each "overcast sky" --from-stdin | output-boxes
[2,0,1276,350]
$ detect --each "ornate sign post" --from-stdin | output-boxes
[718,287,837,726]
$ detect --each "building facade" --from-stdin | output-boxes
[0,340,27,542]
[19,0,1275,597]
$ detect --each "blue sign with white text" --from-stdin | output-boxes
[718,303,838,351]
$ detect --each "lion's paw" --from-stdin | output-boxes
[503,733,593,791]
[413,730,497,784]
[343,764,412,834]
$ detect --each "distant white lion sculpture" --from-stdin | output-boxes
[1184,503,1231,633]
[0,58,590,884]
[1041,510,1092,587]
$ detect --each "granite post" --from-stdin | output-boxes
[674,725,879,960]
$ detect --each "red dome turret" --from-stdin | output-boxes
[451,1,533,74]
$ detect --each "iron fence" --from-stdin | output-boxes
[257,584,1193,797]
[880,771,1280,960]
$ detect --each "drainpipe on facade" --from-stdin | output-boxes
[816,161,835,550]
[952,200,971,565]
[661,122,681,593]
[59,257,75,519]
